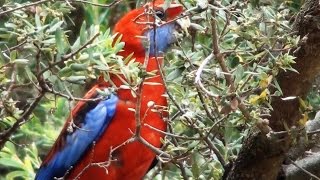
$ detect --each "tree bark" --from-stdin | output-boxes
[226,1,320,179]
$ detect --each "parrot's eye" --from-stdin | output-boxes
[155,10,165,20]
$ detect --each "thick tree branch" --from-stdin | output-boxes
[284,155,320,179]
[226,1,320,179]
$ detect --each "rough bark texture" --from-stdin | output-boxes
[226,1,320,179]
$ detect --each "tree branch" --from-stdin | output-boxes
[226,0,320,179]
[0,0,122,17]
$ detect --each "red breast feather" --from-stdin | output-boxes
[38,1,184,179]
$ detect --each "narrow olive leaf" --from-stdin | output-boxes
[23,155,33,172]
[0,33,11,38]
[104,28,110,37]
[55,29,64,54]
[79,21,87,44]
[77,53,89,61]
[58,67,73,77]
[190,23,206,32]
[25,67,37,81]
[10,50,17,60]
[4,22,17,29]
[35,13,41,28]
[63,76,86,84]
[3,142,16,154]
[42,38,55,44]
[12,59,29,65]
[71,38,80,51]
[281,96,297,101]
[167,68,183,81]
[273,78,283,95]
[92,64,109,71]
[191,154,200,178]
[6,170,28,180]
[114,42,125,53]
[47,21,64,33]
[0,158,23,168]
[70,63,88,71]
[119,85,131,89]
[234,65,244,84]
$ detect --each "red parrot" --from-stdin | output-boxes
[36,0,186,179]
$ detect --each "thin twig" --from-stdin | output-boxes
[63,33,100,61]
[194,53,219,97]
[144,123,201,140]
[1,40,28,53]
[0,93,45,150]
[38,32,100,76]
[307,129,320,136]
[134,79,144,137]
[0,0,121,17]
[47,87,104,102]
[155,55,227,168]
[176,37,219,122]
[137,136,171,159]
[0,0,49,17]
[71,0,122,7]
[210,8,251,120]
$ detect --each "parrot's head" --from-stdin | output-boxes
[113,0,189,58]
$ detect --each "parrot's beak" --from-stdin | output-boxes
[175,15,191,37]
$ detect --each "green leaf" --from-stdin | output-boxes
[12,59,29,65]
[25,67,37,81]
[0,157,23,168]
[191,153,200,178]
[6,170,28,180]
[80,21,87,44]
[47,20,64,33]
[58,66,72,77]
[63,76,86,84]
[23,155,33,172]
[70,63,88,71]
[55,29,65,54]
[10,50,17,60]
[4,142,16,154]
[35,13,41,28]
[114,42,125,53]
[234,65,244,84]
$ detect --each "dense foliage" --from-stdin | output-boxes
[0,0,314,179]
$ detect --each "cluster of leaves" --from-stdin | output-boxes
[0,0,312,179]
[148,0,303,179]
[0,1,138,179]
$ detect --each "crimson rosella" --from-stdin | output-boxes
[36,0,187,179]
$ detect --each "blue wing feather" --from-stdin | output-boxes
[36,94,118,180]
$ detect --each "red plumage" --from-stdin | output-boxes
[37,1,184,179]
[67,59,168,179]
